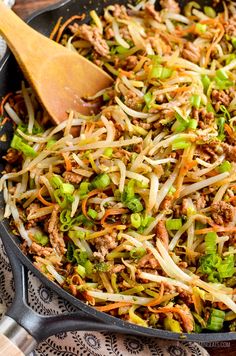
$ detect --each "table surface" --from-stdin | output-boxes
[11,1,236,355]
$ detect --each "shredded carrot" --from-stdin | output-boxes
[0,92,13,116]
[148,306,193,332]
[82,189,102,220]
[101,208,128,227]
[225,124,235,138]
[118,69,134,79]
[96,302,132,312]
[37,187,55,207]
[62,152,72,172]
[145,283,164,307]
[0,117,10,127]
[204,21,225,67]
[55,14,85,43]
[195,226,236,235]
[50,16,63,40]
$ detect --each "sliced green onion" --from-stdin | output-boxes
[92,173,111,189]
[84,260,94,275]
[196,23,207,33]
[88,208,98,220]
[172,141,191,150]
[232,37,236,49]
[150,65,163,79]
[199,254,222,275]
[215,77,233,90]
[94,262,109,272]
[216,69,228,81]
[206,309,225,331]
[220,105,231,120]
[191,94,201,108]
[50,174,63,189]
[188,119,198,130]
[34,232,49,246]
[60,209,72,224]
[79,182,90,198]
[130,247,146,259]
[60,183,75,195]
[46,139,57,149]
[111,273,119,293]
[166,219,182,231]
[218,254,234,279]
[217,117,225,141]
[204,6,216,18]
[54,190,67,209]
[103,148,113,157]
[150,65,173,79]
[121,286,145,295]
[106,251,130,260]
[77,264,86,278]
[164,316,182,333]
[74,250,88,265]
[205,232,217,255]
[66,242,75,262]
[126,198,143,212]
[201,75,211,93]
[144,92,153,109]
[11,135,37,157]
[131,213,141,229]
[116,45,130,54]
[68,230,85,239]
[218,161,232,173]
[103,92,110,101]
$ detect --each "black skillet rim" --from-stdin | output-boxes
[0,0,236,342]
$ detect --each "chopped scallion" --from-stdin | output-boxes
[166,219,182,231]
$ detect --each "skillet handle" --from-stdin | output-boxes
[0,316,36,355]
[0,334,24,356]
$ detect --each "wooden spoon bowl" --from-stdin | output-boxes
[0,2,113,124]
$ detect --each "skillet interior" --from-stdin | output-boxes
[0,0,235,342]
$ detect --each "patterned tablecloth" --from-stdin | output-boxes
[0,1,209,354]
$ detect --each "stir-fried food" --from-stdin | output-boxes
[2,0,236,333]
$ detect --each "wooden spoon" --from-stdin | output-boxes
[0,2,113,124]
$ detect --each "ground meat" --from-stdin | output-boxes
[138,253,159,269]
[156,220,169,249]
[195,195,206,211]
[113,4,128,19]
[224,14,236,37]
[132,119,151,130]
[104,26,114,40]
[29,242,54,257]
[120,56,138,71]
[211,201,234,225]
[109,264,125,273]
[221,142,236,162]
[177,289,193,306]
[145,3,161,21]
[48,205,66,255]
[160,0,180,14]
[63,171,82,185]
[182,42,201,64]
[192,108,215,130]
[93,232,118,261]
[211,89,231,112]
[26,203,45,228]
[195,144,219,162]
[124,91,142,110]
[75,24,109,57]
[3,148,22,164]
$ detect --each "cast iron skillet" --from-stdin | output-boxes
[0,0,235,354]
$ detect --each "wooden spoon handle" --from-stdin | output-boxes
[0,334,24,356]
[0,2,36,54]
